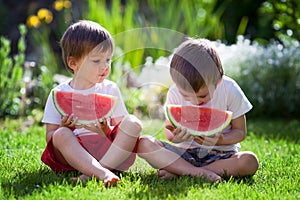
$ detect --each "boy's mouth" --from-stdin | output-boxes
[99,72,106,77]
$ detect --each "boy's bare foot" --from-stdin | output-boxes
[71,174,90,183]
[198,168,221,182]
[157,169,178,179]
[71,170,120,187]
[101,169,120,187]
[157,168,221,182]
[102,176,119,187]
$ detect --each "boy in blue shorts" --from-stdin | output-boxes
[137,38,259,181]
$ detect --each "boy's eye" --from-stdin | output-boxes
[93,59,111,64]
[197,95,207,99]
[197,93,209,99]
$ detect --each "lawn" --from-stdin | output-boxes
[0,117,299,200]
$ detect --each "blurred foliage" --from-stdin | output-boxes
[219,35,300,118]
[258,0,300,41]
[25,1,73,74]
[0,24,56,119]
[25,64,56,115]
[216,0,300,43]
[0,25,26,118]
[0,0,300,119]
[85,0,224,70]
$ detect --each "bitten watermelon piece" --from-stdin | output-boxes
[166,105,232,136]
[52,90,118,125]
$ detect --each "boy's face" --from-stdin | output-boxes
[177,84,216,105]
[75,49,112,85]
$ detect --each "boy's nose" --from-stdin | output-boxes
[97,63,110,70]
[187,97,199,105]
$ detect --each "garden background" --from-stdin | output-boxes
[0,0,299,199]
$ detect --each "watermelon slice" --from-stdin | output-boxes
[52,90,118,125]
[166,105,232,136]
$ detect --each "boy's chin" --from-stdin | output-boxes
[97,77,106,83]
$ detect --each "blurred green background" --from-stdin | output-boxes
[0,0,299,119]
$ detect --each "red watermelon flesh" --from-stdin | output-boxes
[53,90,117,125]
[166,105,232,136]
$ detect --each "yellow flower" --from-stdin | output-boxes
[53,0,64,11]
[37,8,53,24]
[26,15,41,28]
[63,0,72,8]
[44,14,53,24]
[37,8,49,19]
[53,0,72,11]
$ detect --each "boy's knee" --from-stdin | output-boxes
[239,152,259,175]
[119,115,142,137]
[52,127,73,146]
[137,136,158,155]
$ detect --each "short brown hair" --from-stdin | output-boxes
[60,20,114,73]
[170,38,223,92]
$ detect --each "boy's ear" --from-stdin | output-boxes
[67,56,78,71]
[216,78,222,87]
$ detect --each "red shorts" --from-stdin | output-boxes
[41,125,138,172]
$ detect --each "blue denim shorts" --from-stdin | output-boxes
[161,141,237,167]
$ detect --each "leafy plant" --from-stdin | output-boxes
[0,24,55,119]
[259,0,300,41]
[0,25,26,118]
[85,0,225,73]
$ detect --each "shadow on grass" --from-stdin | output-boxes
[1,168,256,199]
[247,118,300,143]
[1,167,79,199]
[122,172,256,199]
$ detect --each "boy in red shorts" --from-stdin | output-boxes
[41,20,142,187]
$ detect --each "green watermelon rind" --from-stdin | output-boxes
[52,90,118,125]
[166,105,233,136]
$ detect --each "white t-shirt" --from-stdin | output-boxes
[165,75,252,151]
[42,79,128,135]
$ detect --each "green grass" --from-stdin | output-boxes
[1,118,299,199]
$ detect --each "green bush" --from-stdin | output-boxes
[219,35,300,118]
[0,25,26,118]
[0,24,55,119]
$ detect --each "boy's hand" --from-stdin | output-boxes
[171,127,194,143]
[83,118,110,137]
[60,114,77,130]
[194,133,223,146]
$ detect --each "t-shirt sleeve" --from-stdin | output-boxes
[42,90,62,125]
[227,80,253,119]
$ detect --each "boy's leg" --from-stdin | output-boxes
[100,115,142,170]
[52,127,119,186]
[137,136,221,182]
[203,151,259,177]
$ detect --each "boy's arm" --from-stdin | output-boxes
[45,114,77,142]
[218,114,247,145]
[45,123,60,142]
[195,114,247,146]
[165,120,176,141]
